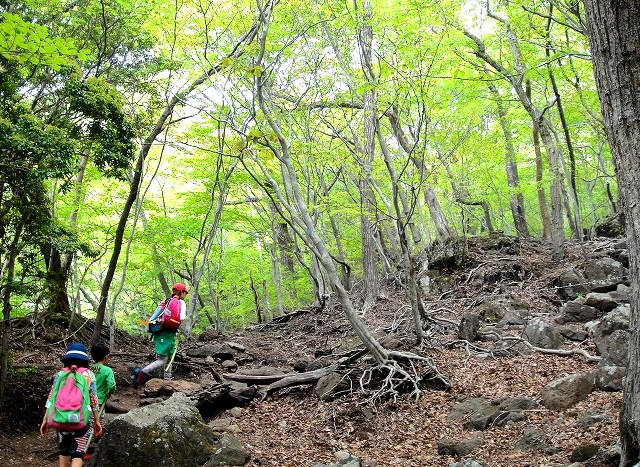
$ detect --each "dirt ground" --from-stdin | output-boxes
[0,236,624,466]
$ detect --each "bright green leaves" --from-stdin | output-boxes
[0,13,84,70]
[64,76,136,180]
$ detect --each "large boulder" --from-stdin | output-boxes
[523,318,564,349]
[582,257,628,292]
[89,392,219,467]
[539,374,595,411]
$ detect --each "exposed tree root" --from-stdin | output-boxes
[447,333,601,363]
[360,351,451,404]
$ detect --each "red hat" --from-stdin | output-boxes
[172,283,189,294]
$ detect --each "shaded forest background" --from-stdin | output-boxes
[0,0,627,414]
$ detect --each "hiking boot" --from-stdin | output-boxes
[132,368,142,388]
[137,369,148,386]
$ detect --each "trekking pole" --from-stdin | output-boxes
[83,400,107,461]
[165,332,183,376]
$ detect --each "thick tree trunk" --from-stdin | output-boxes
[582,1,640,465]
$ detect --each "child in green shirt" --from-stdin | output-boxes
[90,343,116,410]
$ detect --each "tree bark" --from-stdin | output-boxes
[582,1,640,465]
[358,0,379,314]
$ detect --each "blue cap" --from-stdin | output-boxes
[63,342,90,361]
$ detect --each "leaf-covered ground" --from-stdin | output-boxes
[0,237,623,466]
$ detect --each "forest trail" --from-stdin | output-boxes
[0,236,622,466]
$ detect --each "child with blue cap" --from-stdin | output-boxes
[40,342,102,467]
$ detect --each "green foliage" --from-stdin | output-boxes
[0,13,85,69]
[0,0,617,338]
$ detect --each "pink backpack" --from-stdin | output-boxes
[46,366,91,431]
[160,298,182,330]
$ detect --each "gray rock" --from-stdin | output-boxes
[514,425,557,454]
[316,372,351,401]
[589,364,626,391]
[459,312,480,341]
[523,317,564,349]
[89,393,219,467]
[583,257,628,292]
[437,434,484,457]
[557,269,590,299]
[448,398,499,431]
[203,433,250,466]
[540,374,595,411]
[585,292,619,312]
[556,301,603,324]
[597,329,629,366]
[186,343,234,360]
[569,442,600,462]
[449,461,489,467]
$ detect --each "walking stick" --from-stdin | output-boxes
[82,400,107,461]
[165,332,182,376]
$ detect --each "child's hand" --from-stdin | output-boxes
[93,420,103,439]
[39,418,48,436]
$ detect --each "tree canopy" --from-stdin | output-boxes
[0,0,621,402]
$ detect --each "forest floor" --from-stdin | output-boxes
[0,236,623,467]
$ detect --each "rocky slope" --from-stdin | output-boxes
[0,235,626,466]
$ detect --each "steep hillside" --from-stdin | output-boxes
[0,236,624,466]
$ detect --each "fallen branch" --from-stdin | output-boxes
[256,365,338,400]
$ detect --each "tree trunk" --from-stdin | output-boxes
[546,11,582,241]
[358,0,379,314]
[582,1,640,465]
[0,217,24,408]
[254,5,389,364]
[490,84,529,237]
[375,116,424,344]
[319,174,351,290]
[464,25,565,259]
[386,107,454,241]
[527,80,552,239]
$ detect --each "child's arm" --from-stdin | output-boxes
[88,371,103,438]
[107,366,116,397]
[39,375,57,436]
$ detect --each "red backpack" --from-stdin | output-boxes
[161,298,182,330]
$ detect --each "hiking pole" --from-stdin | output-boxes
[83,400,107,461]
[165,332,183,376]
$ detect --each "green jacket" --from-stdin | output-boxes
[91,363,116,406]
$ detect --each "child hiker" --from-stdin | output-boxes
[40,342,102,467]
[133,282,188,386]
[90,343,116,419]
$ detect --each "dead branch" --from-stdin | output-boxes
[256,365,339,400]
